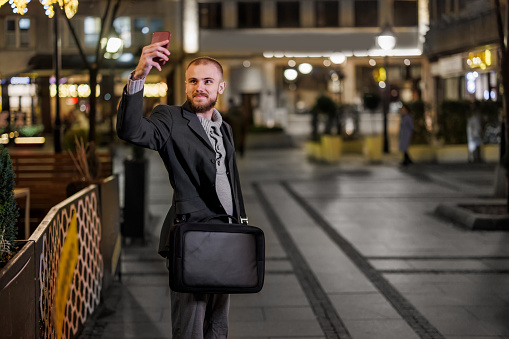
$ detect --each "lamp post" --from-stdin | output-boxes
[377,24,396,154]
[103,36,123,142]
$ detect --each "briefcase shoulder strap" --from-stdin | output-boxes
[233,159,248,224]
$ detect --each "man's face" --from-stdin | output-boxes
[185,63,225,113]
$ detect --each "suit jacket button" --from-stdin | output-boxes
[210,159,215,164]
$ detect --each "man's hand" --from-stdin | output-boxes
[132,40,171,80]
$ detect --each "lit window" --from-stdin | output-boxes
[5,18,31,48]
[84,17,101,47]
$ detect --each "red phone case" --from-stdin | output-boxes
[151,31,171,65]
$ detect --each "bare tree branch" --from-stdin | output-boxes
[494,0,507,59]
[64,15,91,70]
[97,0,122,70]
[94,0,113,67]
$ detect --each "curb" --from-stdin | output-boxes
[435,201,509,230]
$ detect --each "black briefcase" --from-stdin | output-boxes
[169,216,265,294]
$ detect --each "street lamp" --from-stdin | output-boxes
[377,24,396,154]
[103,36,124,59]
[102,35,123,142]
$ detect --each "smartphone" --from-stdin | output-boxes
[151,31,171,66]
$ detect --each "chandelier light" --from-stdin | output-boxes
[0,0,78,18]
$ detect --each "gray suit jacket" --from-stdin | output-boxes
[117,88,245,258]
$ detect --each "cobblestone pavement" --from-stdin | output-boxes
[80,145,509,339]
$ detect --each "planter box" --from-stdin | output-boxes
[364,135,383,162]
[0,241,36,338]
[408,145,435,163]
[342,139,364,154]
[481,144,500,163]
[321,135,342,163]
[305,141,322,161]
[435,145,469,163]
[100,176,122,294]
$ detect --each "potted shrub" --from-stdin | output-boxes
[406,100,434,162]
[317,95,341,162]
[436,100,470,163]
[0,145,36,338]
[305,99,323,161]
[66,136,102,196]
[305,95,342,162]
[0,145,19,267]
[339,104,363,154]
[478,99,502,162]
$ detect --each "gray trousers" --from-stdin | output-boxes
[170,289,230,339]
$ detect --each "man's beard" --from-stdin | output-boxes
[187,92,218,113]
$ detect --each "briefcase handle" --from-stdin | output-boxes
[200,214,241,224]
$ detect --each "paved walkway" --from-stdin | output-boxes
[80,144,509,339]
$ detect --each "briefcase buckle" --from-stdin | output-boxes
[240,217,249,224]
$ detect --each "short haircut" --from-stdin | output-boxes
[401,103,411,112]
[187,57,223,78]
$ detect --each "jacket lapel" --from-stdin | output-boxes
[221,123,235,165]
[181,102,214,152]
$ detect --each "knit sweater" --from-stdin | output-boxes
[198,111,233,216]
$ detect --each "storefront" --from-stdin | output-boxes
[0,75,42,144]
[431,46,499,102]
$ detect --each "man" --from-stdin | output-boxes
[398,103,414,166]
[117,39,246,338]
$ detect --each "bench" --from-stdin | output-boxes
[10,152,113,237]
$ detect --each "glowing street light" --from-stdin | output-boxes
[330,53,346,65]
[103,36,124,59]
[284,69,298,81]
[298,63,313,74]
[377,24,396,51]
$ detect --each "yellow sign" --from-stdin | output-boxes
[467,49,492,70]
[54,210,79,339]
[373,67,386,82]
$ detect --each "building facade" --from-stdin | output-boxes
[0,0,181,143]
[424,0,502,142]
[185,0,427,144]
[1,0,426,148]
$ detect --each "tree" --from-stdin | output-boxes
[493,0,509,210]
[0,146,19,262]
[311,95,338,140]
[63,0,122,145]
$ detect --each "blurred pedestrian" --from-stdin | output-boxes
[467,103,482,163]
[224,98,247,157]
[399,103,414,166]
